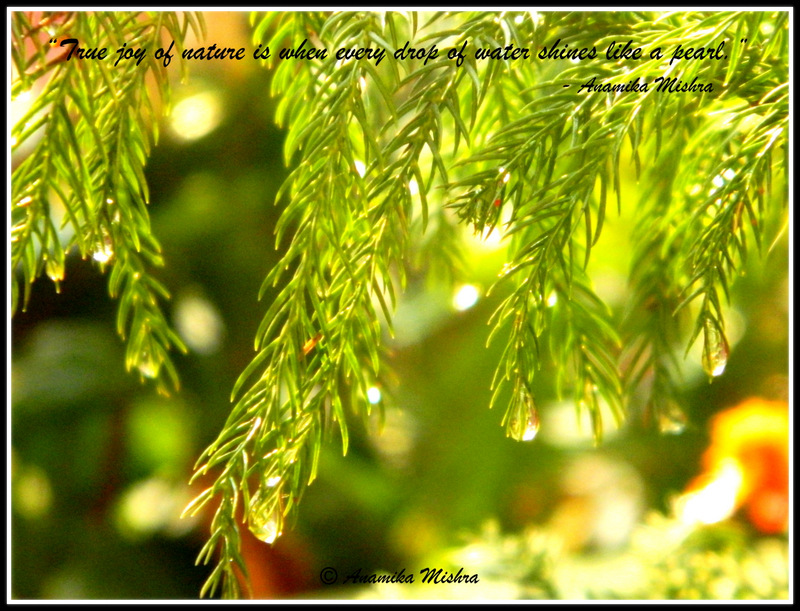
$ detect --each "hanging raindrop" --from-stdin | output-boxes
[507,387,540,441]
[702,321,729,379]
[45,257,64,283]
[657,400,687,434]
[247,489,281,544]
[137,348,160,379]
[92,231,114,264]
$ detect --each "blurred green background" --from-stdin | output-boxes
[10,12,789,600]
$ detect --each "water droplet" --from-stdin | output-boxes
[248,490,281,544]
[507,387,540,442]
[92,232,114,264]
[137,349,160,379]
[45,257,64,283]
[657,401,687,434]
[250,511,280,544]
[702,322,729,379]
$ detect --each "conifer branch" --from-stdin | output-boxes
[188,10,489,598]
[671,75,788,378]
[449,9,788,444]
[621,180,689,431]
[189,11,405,597]
[11,11,204,392]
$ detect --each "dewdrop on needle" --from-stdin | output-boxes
[248,489,282,544]
[702,322,729,380]
[507,387,540,442]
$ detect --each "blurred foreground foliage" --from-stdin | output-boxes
[352,519,788,600]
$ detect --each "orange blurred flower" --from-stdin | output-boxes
[682,398,789,534]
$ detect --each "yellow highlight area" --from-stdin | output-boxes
[677,458,743,525]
